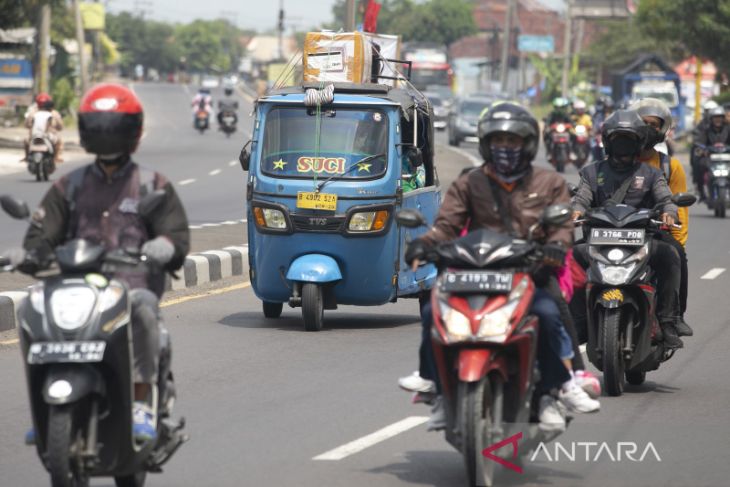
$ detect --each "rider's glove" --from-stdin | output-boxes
[142,236,175,265]
[3,247,26,267]
[542,242,567,268]
[405,238,429,266]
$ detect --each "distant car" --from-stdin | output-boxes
[447,96,495,146]
[423,92,449,130]
[201,75,220,89]
[425,84,455,108]
[223,74,239,87]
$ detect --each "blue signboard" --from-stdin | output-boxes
[517,35,555,53]
[0,59,34,89]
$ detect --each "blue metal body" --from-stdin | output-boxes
[246,91,440,307]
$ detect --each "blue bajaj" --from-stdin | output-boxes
[239,83,441,330]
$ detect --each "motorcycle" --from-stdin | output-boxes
[547,122,572,173]
[575,194,696,396]
[572,124,590,168]
[27,134,56,182]
[396,204,573,487]
[219,110,237,138]
[0,193,187,487]
[194,110,209,134]
[697,143,730,218]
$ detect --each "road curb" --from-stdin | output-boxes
[0,245,249,332]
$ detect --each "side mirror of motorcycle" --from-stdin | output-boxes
[239,140,252,171]
[0,195,31,220]
[406,147,423,168]
[542,203,573,227]
[395,209,427,228]
[671,192,697,208]
[138,190,166,222]
[567,183,579,197]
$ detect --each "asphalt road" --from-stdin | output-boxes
[1,84,730,487]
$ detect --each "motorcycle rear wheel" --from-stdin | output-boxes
[47,405,88,487]
[461,377,497,487]
[115,471,147,487]
[35,166,42,182]
[601,308,625,396]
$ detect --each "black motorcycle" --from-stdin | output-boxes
[27,134,56,182]
[576,194,695,396]
[218,110,237,138]
[0,194,187,487]
[698,143,730,218]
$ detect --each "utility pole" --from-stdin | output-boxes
[73,0,89,94]
[38,3,51,93]
[345,0,356,31]
[561,0,573,98]
[499,0,516,93]
[278,0,284,60]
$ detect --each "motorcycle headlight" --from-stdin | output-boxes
[575,125,587,135]
[99,283,125,312]
[253,207,288,230]
[588,246,610,264]
[712,164,730,177]
[476,276,528,341]
[622,244,649,264]
[50,286,96,331]
[597,263,636,285]
[439,301,471,340]
[348,210,389,232]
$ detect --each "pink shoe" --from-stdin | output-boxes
[575,370,601,399]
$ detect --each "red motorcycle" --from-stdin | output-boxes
[397,205,572,487]
[547,122,572,173]
[572,124,591,168]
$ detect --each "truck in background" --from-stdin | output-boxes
[402,42,453,93]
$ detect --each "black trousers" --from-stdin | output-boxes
[573,238,681,325]
[653,232,688,315]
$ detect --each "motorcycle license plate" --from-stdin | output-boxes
[710,154,730,162]
[27,341,106,364]
[440,271,513,293]
[588,228,645,246]
[296,192,337,211]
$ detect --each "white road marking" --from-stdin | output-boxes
[209,169,222,176]
[229,160,237,167]
[313,416,429,461]
[701,268,726,280]
[188,219,246,230]
[189,225,203,230]
[178,179,196,186]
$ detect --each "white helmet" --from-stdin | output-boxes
[704,100,720,116]
[573,99,587,111]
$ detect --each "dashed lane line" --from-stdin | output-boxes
[209,169,222,176]
[178,179,196,186]
[701,268,726,280]
[229,160,237,167]
[313,416,429,461]
[188,219,246,230]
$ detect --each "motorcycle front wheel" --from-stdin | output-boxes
[115,471,147,487]
[461,376,498,487]
[47,405,89,487]
[601,308,625,396]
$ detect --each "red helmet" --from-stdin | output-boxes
[35,92,53,109]
[78,83,143,155]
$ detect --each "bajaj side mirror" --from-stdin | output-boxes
[138,190,166,222]
[671,192,697,208]
[239,140,252,171]
[0,195,31,220]
[395,209,427,228]
[541,204,573,227]
[406,147,423,168]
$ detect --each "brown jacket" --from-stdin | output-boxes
[420,165,573,247]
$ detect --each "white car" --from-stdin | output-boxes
[201,75,220,89]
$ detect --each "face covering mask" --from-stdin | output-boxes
[608,135,640,171]
[97,152,129,167]
[490,146,526,183]
[644,127,661,149]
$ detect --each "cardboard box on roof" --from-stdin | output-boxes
[303,31,372,84]
[363,33,401,87]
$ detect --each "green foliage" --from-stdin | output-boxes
[329,0,476,46]
[637,0,730,74]
[175,20,239,73]
[51,76,75,116]
[713,91,730,106]
[106,13,180,76]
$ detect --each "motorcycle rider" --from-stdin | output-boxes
[12,84,190,442]
[217,86,239,128]
[693,105,730,200]
[544,97,573,150]
[191,87,213,124]
[23,93,64,164]
[571,99,593,131]
[571,109,685,349]
[400,103,600,432]
[631,98,692,337]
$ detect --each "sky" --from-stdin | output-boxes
[105,0,566,32]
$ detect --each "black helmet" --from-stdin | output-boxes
[224,87,233,96]
[602,97,615,110]
[601,109,648,166]
[630,98,672,147]
[477,102,539,168]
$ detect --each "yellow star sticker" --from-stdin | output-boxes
[357,162,372,173]
[272,159,287,170]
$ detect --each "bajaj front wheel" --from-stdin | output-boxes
[601,308,625,396]
[302,283,323,331]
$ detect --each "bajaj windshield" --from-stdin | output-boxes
[261,107,388,180]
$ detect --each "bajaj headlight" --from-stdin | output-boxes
[50,286,96,330]
[253,207,288,230]
[597,263,637,285]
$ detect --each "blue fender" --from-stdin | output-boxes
[286,254,342,283]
